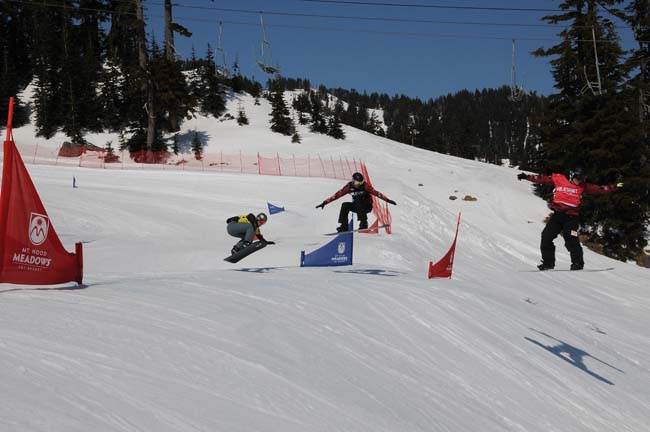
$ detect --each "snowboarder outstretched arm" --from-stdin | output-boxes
[365,183,396,205]
[316,183,352,208]
[518,173,554,185]
[583,182,619,195]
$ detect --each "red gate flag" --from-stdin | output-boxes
[0,97,83,285]
[428,213,461,279]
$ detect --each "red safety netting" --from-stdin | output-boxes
[361,163,392,234]
[2,142,363,183]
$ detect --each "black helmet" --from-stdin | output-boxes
[569,166,586,181]
[352,172,364,184]
[256,212,268,223]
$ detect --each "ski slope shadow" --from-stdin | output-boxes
[0,283,88,294]
[231,266,295,273]
[525,329,624,386]
[333,268,405,277]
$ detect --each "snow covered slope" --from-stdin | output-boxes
[1,94,649,432]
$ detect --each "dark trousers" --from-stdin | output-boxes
[540,212,583,267]
[338,201,372,225]
[227,222,255,244]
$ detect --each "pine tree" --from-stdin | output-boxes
[532,0,648,260]
[197,44,225,117]
[0,1,30,128]
[171,133,180,155]
[291,132,301,143]
[191,130,203,160]
[327,101,346,139]
[268,78,294,135]
[149,40,195,134]
[237,103,249,125]
[104,140,119,163]
[31,1,66,138]
[309,91,328,134]
[105,0,146,135]
[98,60,128,132]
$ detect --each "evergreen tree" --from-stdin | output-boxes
[197,44,225,117]
[292,92,312,128]
[104,140,119,163]
[98,60,128,132]
[0,0,30,128]
[237,103,249,125]
[291,132,301,143]
[309,91,328,134]
[268,78,294,135]
[532,0,648,260]
[327,101,346,139]
[171,133,180,155]
[150,39,195,134]
[191,130,203,160]
[31,2,66,138]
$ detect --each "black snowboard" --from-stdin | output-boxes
[224,241,267,263]
[324,224,391,236]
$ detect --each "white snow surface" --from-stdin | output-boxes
[1,93,650,432]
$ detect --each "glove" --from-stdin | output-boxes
[517,172,528,181]
[265,241,275,245]
[386,199,397,205]
[616,182,624,188]
[316,202,326,209]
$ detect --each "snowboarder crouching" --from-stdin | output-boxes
[316,172,396,232]
[226,212,274,255]
[517,167,621,271]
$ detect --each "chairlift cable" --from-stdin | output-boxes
[299,0,562,13]
[8,0,639,31]
[6,0,650,44]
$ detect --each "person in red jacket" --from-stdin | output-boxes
[517,167,620,270]
[316,172,396,232]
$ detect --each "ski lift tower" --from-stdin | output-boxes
[580,26,603,96]
[508,39,525,102]
[216,21,229,77]
[257,13,279,75]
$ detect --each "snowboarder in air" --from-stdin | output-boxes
[226,212,274,255]
[517,167,621,271]
[316,172,396,232]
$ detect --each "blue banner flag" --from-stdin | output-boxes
[267,202,285,215]
[301,232,353,267]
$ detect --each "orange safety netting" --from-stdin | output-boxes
[2,143,364,182]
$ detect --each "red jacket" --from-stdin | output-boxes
[525,173,617,216]
[323,182,391,207]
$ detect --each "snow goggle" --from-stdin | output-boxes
[353,180,364,187]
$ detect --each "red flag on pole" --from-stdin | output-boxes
[0,97,83,285]
[428,213,461,279]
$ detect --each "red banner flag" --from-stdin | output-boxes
[0,97,83,285]
[428,213,461,279]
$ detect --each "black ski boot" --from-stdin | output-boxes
[570,263,584,271]
[359,221,368,230]
[537,262,555,271]
[231,240,251,255]
[336,224,348,233]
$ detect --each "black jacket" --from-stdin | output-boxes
[226,213,267,242]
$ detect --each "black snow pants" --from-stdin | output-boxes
[338,200,373,225]
[540,211,583,267]
[227,222,255,245]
